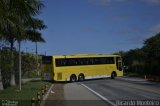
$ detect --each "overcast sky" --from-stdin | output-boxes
[21,0,160,55]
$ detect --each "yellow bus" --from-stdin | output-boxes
[41,54,123,82]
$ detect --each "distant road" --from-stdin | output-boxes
[80,77,160,106]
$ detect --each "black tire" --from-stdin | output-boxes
[78,74,85,81]
[70,75,77,82]
[111,72,116,79]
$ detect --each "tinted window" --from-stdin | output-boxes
[56,57,115,67]
[42,56,52,64]
[56,59,66,66]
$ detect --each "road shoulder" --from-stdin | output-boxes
[43,82,109,106]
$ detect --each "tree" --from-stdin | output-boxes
[17,18,46,90]
[0,1,6,89]
[0,41,4,90]
[143,32,160,75]
[120,32,160,76]
[25,19,46,76]
[0,67,3,90]
[0,0,45,86]
[119,48,146,74]
[113,50,126,58]
[0,47,13,89]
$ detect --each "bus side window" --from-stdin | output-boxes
[100,58,106,64]
[109,57,114,64]
[63,59,66,66]
[56,59,66,66]
[80,58,84,65]
[106,58,109,64]
[85,58,89,65]
[90,58,94,64]
[56,59,60,66]
[94,58,99,64]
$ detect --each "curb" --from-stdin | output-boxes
[40,84,54,106]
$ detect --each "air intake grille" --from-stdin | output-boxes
[57,73,62,80]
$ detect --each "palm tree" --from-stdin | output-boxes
[0,0,45,86]
[0,41,4,90]
[28,30,45,76]
[26,18,46,76]
[0,69,3,90]
[17,18,46,90]
[0,1,6,90]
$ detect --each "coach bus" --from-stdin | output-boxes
[41,54,123,82]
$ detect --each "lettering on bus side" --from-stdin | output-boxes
[55,57,115,67]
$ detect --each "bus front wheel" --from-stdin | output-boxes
[111,72,117,79]
[70,74,77,82]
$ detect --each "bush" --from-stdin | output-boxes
[0,48,40,88]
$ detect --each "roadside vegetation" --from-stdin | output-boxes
[115,32,160,81]
[1,49,43,89]
[0,81,52,105]
[0,0,47,91]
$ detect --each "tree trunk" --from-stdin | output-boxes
[36,42,39,76]
[0,44,4,90]
[18,41,21,90]
[0,67,4,90]
[10,41,16,86]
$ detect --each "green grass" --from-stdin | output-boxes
[0,81,52,106]
[124,72,144,78]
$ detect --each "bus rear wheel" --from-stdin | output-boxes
[78,74,85,81]
[111,72,116,79]
[70,74,77,82]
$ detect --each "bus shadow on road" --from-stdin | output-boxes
[42,77,113,84]
[83,77,111,82]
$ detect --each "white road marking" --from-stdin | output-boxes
[50,90,55,94]
[40,84,54,106]
[81,83,115,106]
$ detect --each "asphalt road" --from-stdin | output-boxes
[43,82,108,106]
[80,77,160,106]
[43,77,160,106]
[63,82,108,106]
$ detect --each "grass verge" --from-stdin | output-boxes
[124,72,144,78]
[0,81,52,106]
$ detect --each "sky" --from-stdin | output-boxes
[21,0,160,55]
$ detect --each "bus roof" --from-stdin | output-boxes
[52,54,120,58]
